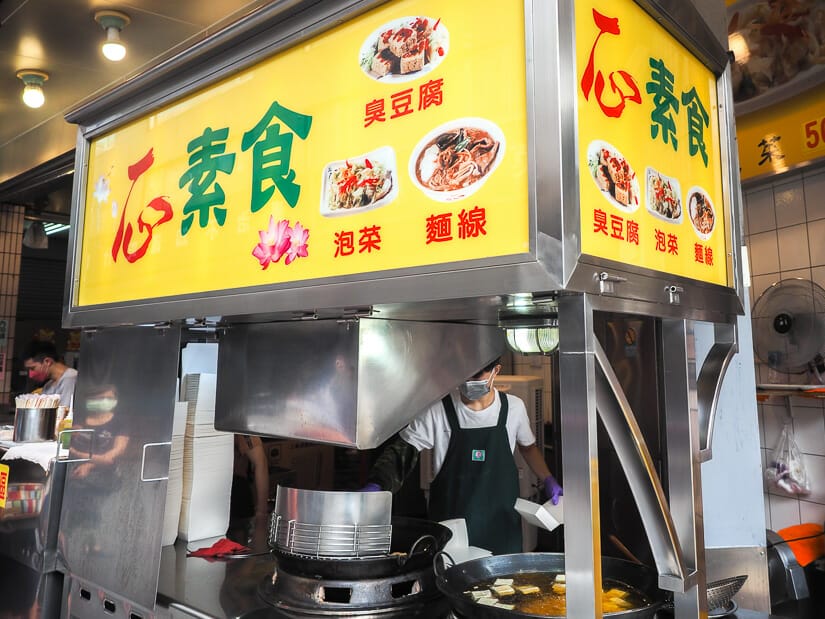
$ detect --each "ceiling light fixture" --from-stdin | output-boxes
[498,299,560,355]
[95,10,130,62]
[16,70,48,109]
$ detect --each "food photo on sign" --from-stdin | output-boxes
[727,0,825,114]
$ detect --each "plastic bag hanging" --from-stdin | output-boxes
[765,425,811,496]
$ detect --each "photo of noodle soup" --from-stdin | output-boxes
[409,118,505,202]
[687,186,716,240]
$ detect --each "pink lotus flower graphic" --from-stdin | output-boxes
[252,216,309,269]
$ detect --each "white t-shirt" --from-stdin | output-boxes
[400,389,535,478]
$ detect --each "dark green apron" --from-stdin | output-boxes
[428,392,522,555]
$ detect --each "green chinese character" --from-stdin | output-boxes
[681,87,709,167]
[178,127,236,235]
[646,58,679,151]
[241,101,313,212]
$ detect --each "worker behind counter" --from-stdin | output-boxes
[364,356,563,555]
[231,435,270,521]
[22,340,78,406]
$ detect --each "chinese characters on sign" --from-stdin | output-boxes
[364,78,444,127]
[108,101,314,263]
[577,2,725,284]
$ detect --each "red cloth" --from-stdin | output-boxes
[187,538,250,559]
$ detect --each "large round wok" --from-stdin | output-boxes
[435,552,668,618]
[273,517,451,580]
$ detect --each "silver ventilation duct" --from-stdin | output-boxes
[215,318,505,449]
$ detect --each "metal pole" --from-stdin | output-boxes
[661,318,708,618]
[558,293,602,618]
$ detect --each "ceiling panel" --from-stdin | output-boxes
[0,0,267,190]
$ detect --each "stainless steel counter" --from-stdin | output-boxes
[156,519,276,619]
[0,441,68,617]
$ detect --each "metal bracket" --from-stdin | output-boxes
[55,428,95,463]
[697,322,738,462]
[596,271,627,295]
[140,441,172,482]
[666,285,684,305]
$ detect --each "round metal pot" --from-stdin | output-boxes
[274,517,452,580]
[13,407,57,442]
[435,552,667,619]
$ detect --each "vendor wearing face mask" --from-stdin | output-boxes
[22,340,78,407]
[364,356,562,555]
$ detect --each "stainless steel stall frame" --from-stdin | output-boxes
[57,0,746,616]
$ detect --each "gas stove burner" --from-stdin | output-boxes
[258,569,450,617]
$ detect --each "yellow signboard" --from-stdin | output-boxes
[576,0,729,287]
[736,82,825,180]
[78,0,529,307]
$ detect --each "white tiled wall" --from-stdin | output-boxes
[744,164,825,531]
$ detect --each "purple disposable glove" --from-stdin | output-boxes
[361,482,382,492]
[544,474,563,505]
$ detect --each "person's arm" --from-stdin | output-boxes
[245,436,270,517]
[517,443,552,480]
[366,436,419,493]
[517,442,563,504]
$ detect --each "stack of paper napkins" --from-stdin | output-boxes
[177,373,234,542]
[161,401,188,545]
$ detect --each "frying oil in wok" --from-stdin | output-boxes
[466,572,648,615]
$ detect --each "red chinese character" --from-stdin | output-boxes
[426,213,453,244]
[667,234,678,255]
[580,9,642,118]
[390,89,415,118]
[694,243,704,263]
[705,246,714,265]
[359,225,382,253]
[0,469,7,499]
[111,148,174,264]
[626,219,639,245]
[364,98,386,127]
[458,206,487,239]
[610,214,624,240]
[654,229,666,252]
[419,78,444,111]
[594,209,608,235]
[334,230,355,257]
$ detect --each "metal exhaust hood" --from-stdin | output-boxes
[214,318,505,449]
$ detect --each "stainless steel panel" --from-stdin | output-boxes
[215,318,505,448]
[558,294,602,618]
[594,337,692,591]
[58,325,181,612]
[660,318,707,616]
[705,546,771,613]
[696,322,737,461]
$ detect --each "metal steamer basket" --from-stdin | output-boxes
[263,487,453,616]
[269,486,393,559]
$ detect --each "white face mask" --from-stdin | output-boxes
[87,397,118,413]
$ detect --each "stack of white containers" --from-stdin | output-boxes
[160,401,188,545]
[177,373,234,542]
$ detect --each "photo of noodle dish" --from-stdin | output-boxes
[687,186,716,240]
[359,16,449,83]
[645,167,683,223]
[586,140,640,213]
[320,146,398,217]
[409,118,505,202]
